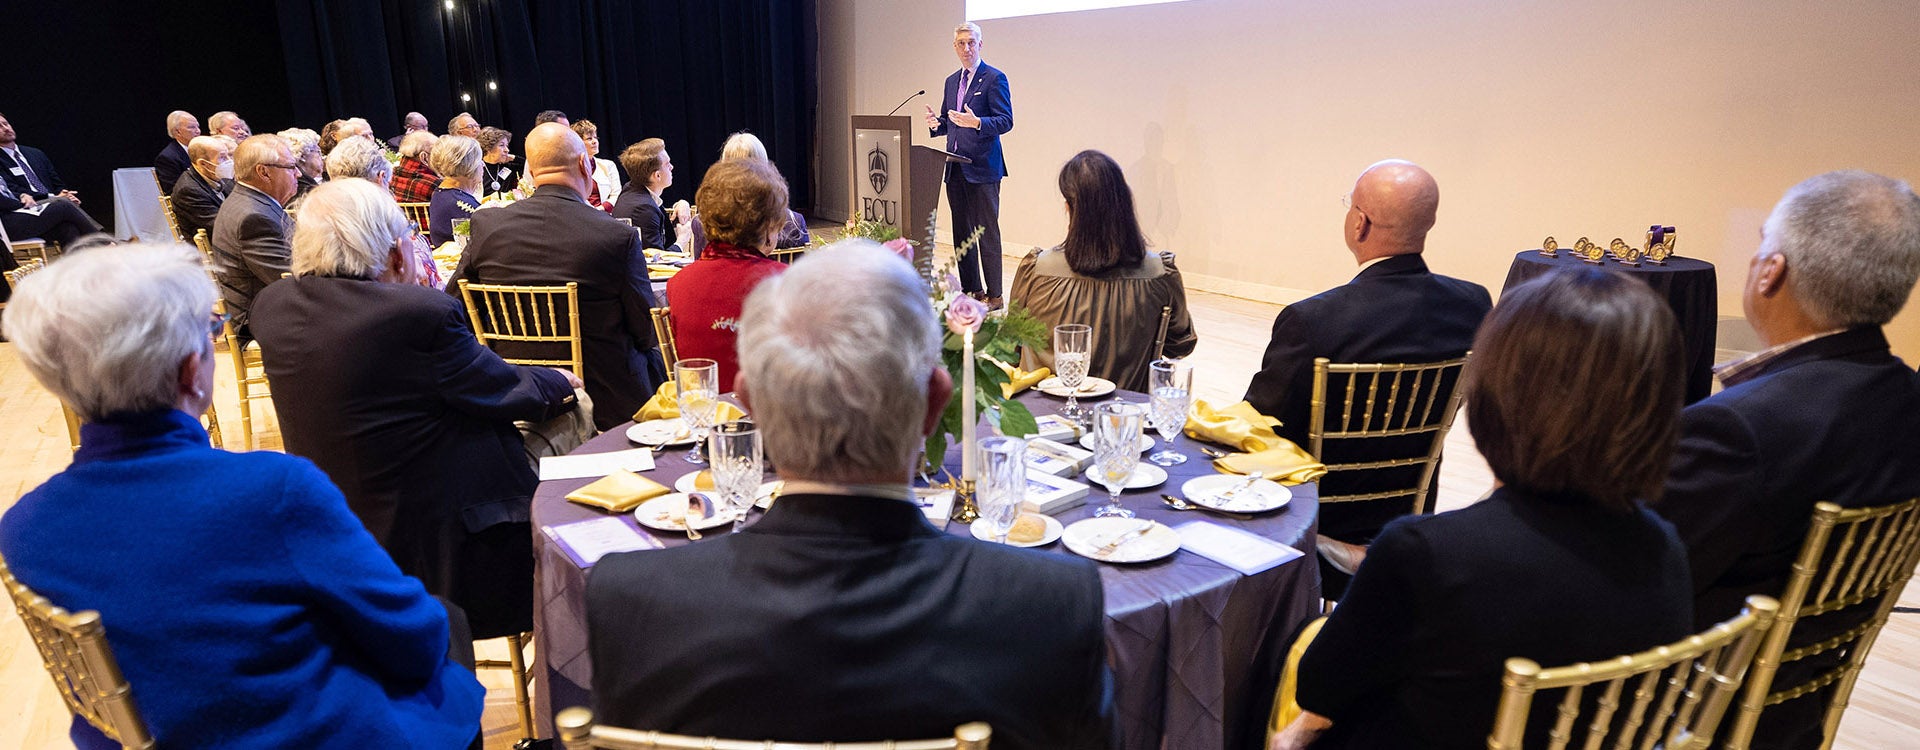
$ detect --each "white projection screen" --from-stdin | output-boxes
[967,0,1198,21]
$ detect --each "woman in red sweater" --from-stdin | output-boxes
[665,157,792,391]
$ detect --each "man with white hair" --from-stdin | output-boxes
[252,178,580,641]
[924,21,1013,305]
[154,110,200,188]
[1653,171,1920,749]
[168,135,234,242]
[211,134,299,341]
[586,242,1115,749]
[447,112,481,139]
[387,111,429,150]
[208,110,250,140]
[448,122,665,430]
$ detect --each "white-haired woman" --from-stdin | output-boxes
[325,135,393,188]
[690,130,810,255]
[279,127,324,203]
[0,243,485,748]
[250,179,581,642]
[428,135,484,248]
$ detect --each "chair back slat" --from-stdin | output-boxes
[650,307,679,370]
[555,707,990,750]
[1,556,156,748]
[1307,354,1471,515]
[1490,596,1779,750]
[397,201,431,231]
[158,194,185,242]
[1723,497,1920,749]
[457,280,586,377]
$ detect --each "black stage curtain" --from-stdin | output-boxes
[8,0,814,234]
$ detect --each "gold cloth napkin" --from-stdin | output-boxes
[997,362,1051,399]
[632,381,748,423]
[565,469,670,512]
[1184,400,1328,485]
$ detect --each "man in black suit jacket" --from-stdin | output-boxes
[587,243,1114,749]
[254,178,581,639]
[211,135,299,342]
[154,110,200,190]
[0,115,103,268]
[925,22,1013,302]
[613,137,691,255]
[1243,160,1491,595]
[1652,171,1920,750]
[448,123,666,431]
[0,114,74,202]
[170,136,234,243]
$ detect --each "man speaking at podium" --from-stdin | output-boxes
[925,21,1013,306]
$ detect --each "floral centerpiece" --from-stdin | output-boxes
[832,218,1047,477]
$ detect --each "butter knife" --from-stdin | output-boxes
[1095,521,1158,559]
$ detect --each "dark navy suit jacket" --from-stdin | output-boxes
[0,144,65,198]
[154,140,192,192]
[929,62,1012,184]
[587,493,1114,750]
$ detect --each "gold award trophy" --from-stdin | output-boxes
[1644,225,1677,264]
[1608,238,1642,266]
[1573,237,1605,264]
[1540,236,1559,257]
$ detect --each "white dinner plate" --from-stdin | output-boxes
[970,513,1064,548]
[1061,517,1180,563]
[1082,463,1168,490]
[1078,433,1156,454]
[1037,376,1116,398]
[1179,473,1292,513]
[672,472,782,508]
[627,418,696,446]
[633,492,732,531]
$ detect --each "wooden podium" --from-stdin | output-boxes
[850,115,969,266]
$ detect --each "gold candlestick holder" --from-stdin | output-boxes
[950,479,979,523]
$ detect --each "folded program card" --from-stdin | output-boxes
[543,517,663,568]
[1173,521,1304,576]
[539,447,656,481]
[914,488,956,526]
[565,469,671,512]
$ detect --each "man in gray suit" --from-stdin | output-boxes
[211,134,298,342]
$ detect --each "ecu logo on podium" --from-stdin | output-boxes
[867,144,891,195]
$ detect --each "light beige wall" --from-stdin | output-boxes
[816,0,1920,360]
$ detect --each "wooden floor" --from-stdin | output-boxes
[1,255,1916,748]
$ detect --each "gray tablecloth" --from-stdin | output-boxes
[529,389,1322,749]
[110,167,170,242]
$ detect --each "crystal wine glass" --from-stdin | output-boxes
[977,437,1027,544]
[1147,358,1192,466]
[709,419,763,532]
[675,358,720,465]
[1091,402,1145,518]
[1053,323,1093,424]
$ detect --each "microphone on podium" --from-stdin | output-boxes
[886,90,927,116]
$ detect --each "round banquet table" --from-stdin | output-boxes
[1502,250,1718,403]
[527,388,1322,749]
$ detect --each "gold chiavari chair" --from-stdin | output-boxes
[159,194,184,242]
[766,246,807,265]
[194,230,271,448]
[477,633,536,743]
[555,708,991,750]
[1489,595,1780,750]
[0,215,55,265]
[1307,354,1472,514]
[457,280,585,377]
[397,201,431,232]
[1,555,156,749]
[1721,497,1920,750]
[650,306,679,371]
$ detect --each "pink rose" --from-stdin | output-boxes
[945,293,986,335]
[883,237,913,261]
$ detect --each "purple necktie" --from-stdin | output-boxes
[11,149,45,194]
[957,69,971,111]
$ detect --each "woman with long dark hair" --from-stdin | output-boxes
[1007,149,1196,391]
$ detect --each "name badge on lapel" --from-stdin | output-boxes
[8,167,22,176]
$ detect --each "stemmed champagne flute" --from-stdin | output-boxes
[977,437,1027,544]
[709,420,762,532]
[675,358,720,465]
[1091,402,1146,518]
[1147,358,1192,466]
[1053,324,1093,424]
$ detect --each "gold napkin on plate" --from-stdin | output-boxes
[565,469,670,512]
[632,381,748,423]
[1185,400,1328,485]
[996,361,1051,399]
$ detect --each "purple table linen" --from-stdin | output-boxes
[529,389,1322,749]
